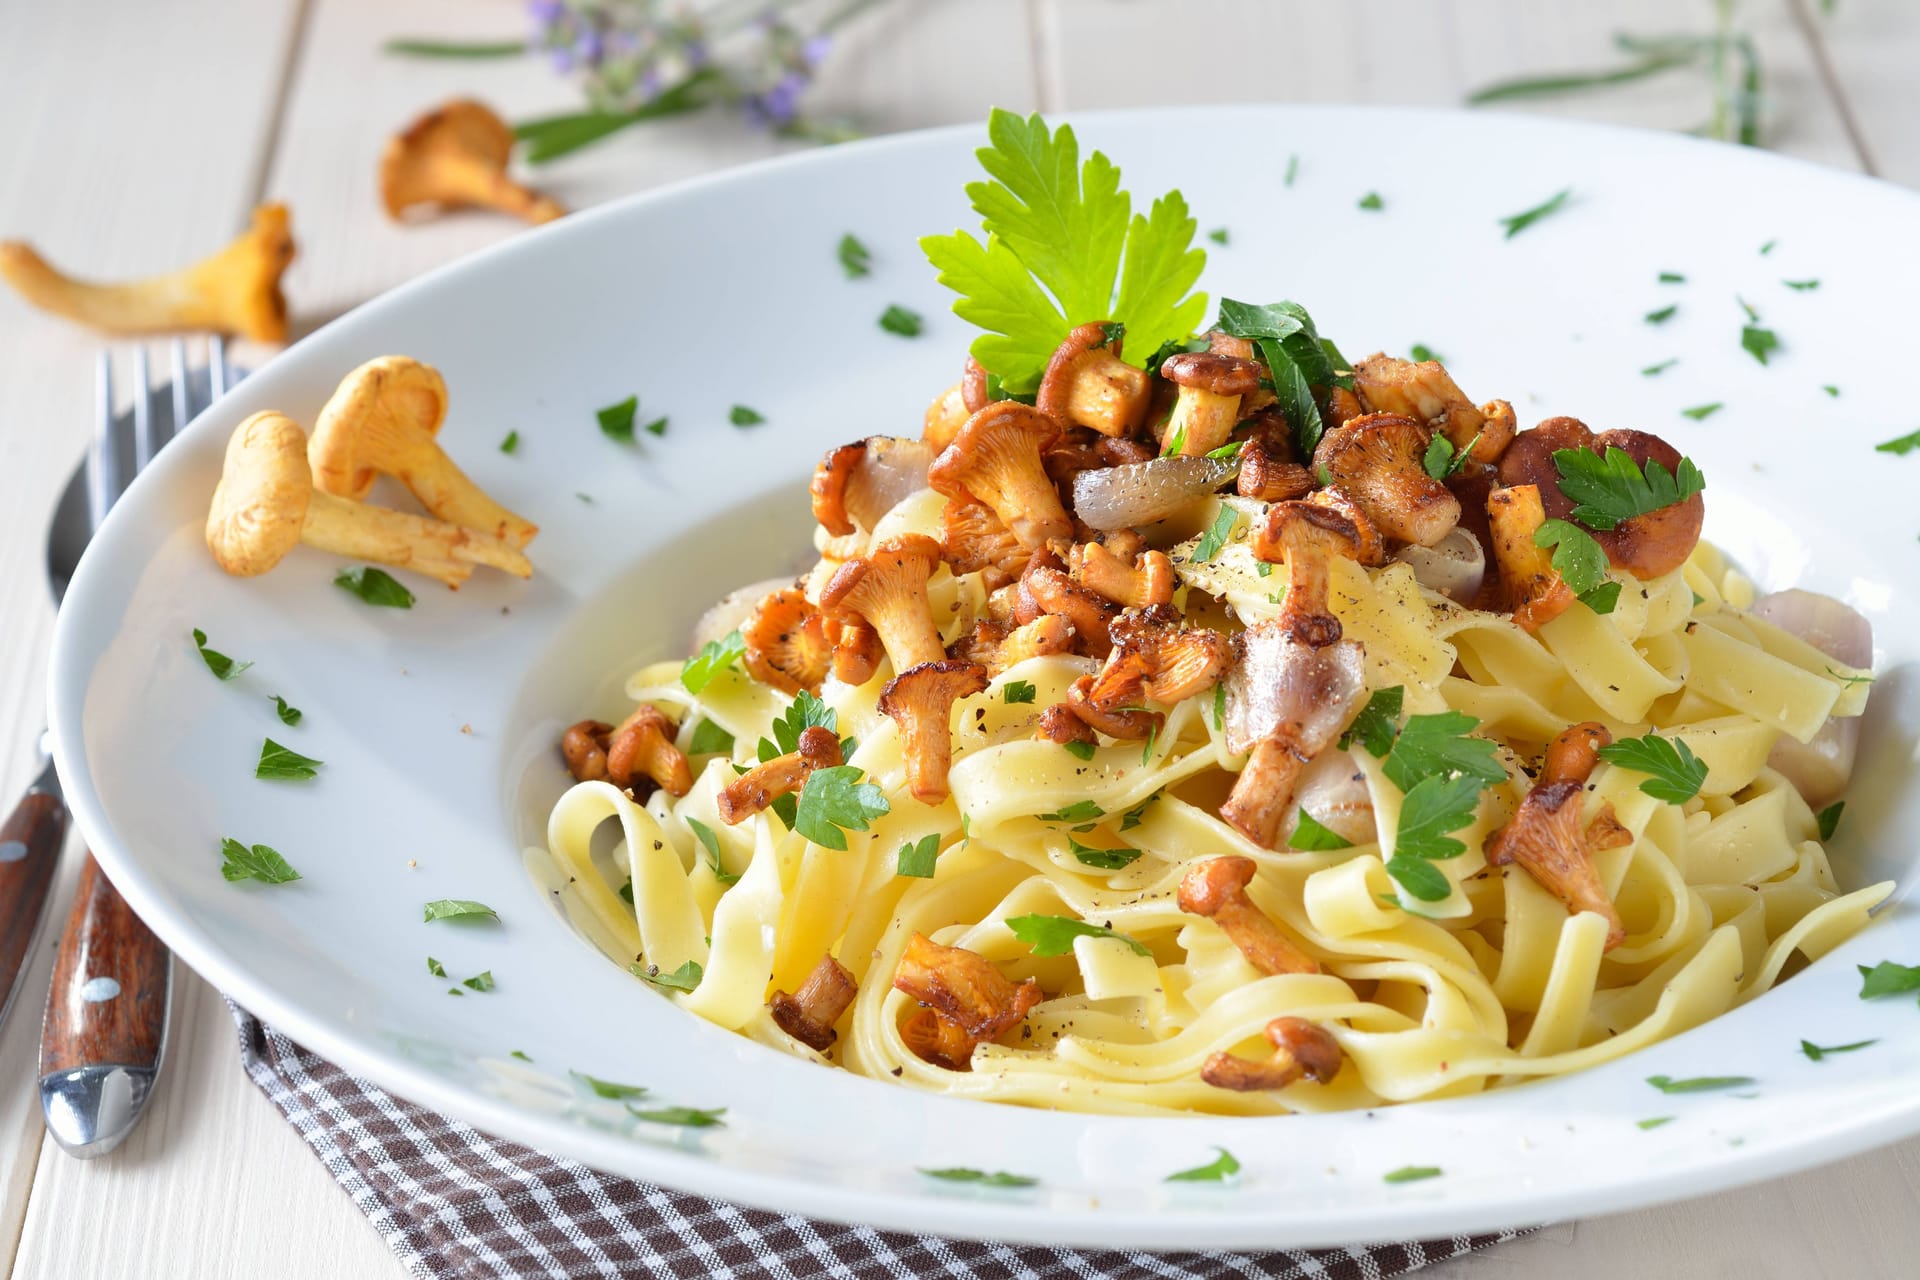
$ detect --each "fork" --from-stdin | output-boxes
[30,339,228,1156]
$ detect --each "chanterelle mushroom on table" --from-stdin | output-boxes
[205,411,532,588]
[309,355,539,550]
[0,203,294,341]
[1486,721,1633,947]
[381,99,565,225]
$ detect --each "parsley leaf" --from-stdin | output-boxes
[1659,271,1686,283]
[1497,187,1571,239]
[1358,191,1384,210]
[1284,154,1299,186]
[1207,227,1229,245]
[1006,913,1149,957]
[1741,325,1780,365]
[1063,739,1096,761]
[427,956,446,977]
[643,416,667,437]
[1637,1116,1674,1130]
[1823,384,1840,397]
[1646,1074,1754,1093]
[1290,809,1353,851]
[1801,1038,1875,1062]
[1385,855,1451,902]
[919,109,1207,394]
[510,1050,532,1062]
[729,405,765,426]
[1857,961,1920,999]
[837,232,871,278]
[270,695,302,726]
[920,1167,1037,1187]
[630,959,703,992]
[1873,429,1920,456]
[255,738,323,781]
[219,837,301,885]
[499,430,519,454]
[1383,1165,1441,1183]
[1003,680,1037,704]
[793,765,890,850]
[1598,734,1707,803]
[1681,402,1723,421]
[685,817,738,886]
[898,833,941,878]
[423,899,498,923]
[682,629,746,694]
[571,1070,648,1099]
[1068,836,1141,869]
[1039,800,1104,823]
[1340,686,1404,756]
[1422,435,1454,481]
[1551,446,1706,531]
[597,395,638,442]
[1165,1148,1240,1182]
[1120,798,1154,831]
[334,566,415,608]
[1381,711,1505,794]
[1215,297,1339,457]
[1643,359,1678,377]
[628,1104,725,1127]
[462,970,496,993]
[1534,519,1620,613]
[1394,773,1485,862]
[879,304,923,337]
[1193,504,1239,563]
[687,719,734,756]
[191,628,252,681]
[763,690,838,758]
[1816,801,1844,841]
[1645,305,1678,325]
[1784,278,1819,291]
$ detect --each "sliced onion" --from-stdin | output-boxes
[689,575,793,655]
[1394,526,1485,603]
[1750,589,1872,808]
[1224,628,1367,757]
[848,438,932,530]
[1283,746,1378,846]
[1072,455,1238,531]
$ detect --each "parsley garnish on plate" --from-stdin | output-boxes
[837,232,872,278]
[1383,1166,1442,1184]
[509,1050,532,1062]
[1741,323,1780,365]
[335,566,415,608]
[879,304,923,337]
[1497,186,1571,239]
[1637,1116,1674,1130]
[1284,153,1299,186]
[1681,402,1723,421]
[643,416,668,437]
[729,405,765,426]
[1873,429,1920,456]
[1645,304,1678,325]
[1192,504,1239,563]
[1643,360,1678,377]
[628,1103,726,1127]
[1003,680,1037,704]
[597,395,638,442]
[919,109,1207,395]
[423,899,498,923]
[1165,1148,1241,1183]
[1816,801,1845,841]
[685,817,738,886]
[192,628,252,681]
[571,1070,648,1100]
[270,695,302,726]
[1801,1038,1876,1061]
[681,629,746,694]
[920,1166,1037,1187]
[1340,686,1404,755]
[1006,913,1150,958]
[1408,342,1444,365]
[219,837,301,885]
[499,430,519,454]
[1551,446,1705,530]
[1534,519,1622,614]
[793,765,890,850]
[461,970,495,993]
[1857,960,1920,998]
[1357,191,1385,211]
[1290,809,1353,851]
[1658,271,1686,284]
[255,738,323,781]
[1646,1074,1755,1093]
[427,957,446,977]
[1784,278,1819,291]
[1069,836,1141,870]
[897,833,940,879]
[1759,239,1778,255]
[630,959,703,992]
[1598,734,1707,803]
[1823,384,1841,397]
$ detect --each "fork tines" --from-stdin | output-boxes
[89,337,230,532]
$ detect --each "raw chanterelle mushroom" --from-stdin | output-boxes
[0,204,294,341]
[309,356,539,550]
[205,411,532,588]
[381,99,565,225]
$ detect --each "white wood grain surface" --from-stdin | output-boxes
[1,1,1915,1276]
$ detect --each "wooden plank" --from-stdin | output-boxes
[1792,0,1920,183]
[0,0,308,1267]
[1035,0,1863,169]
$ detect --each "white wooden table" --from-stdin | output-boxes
[2,2,1917,1275]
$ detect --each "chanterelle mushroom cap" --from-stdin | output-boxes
[878,659,989,803]
[1487,721,1632,947]
[927,403,1071,549]
[820,534,947,677]
[1178,855,1319,976]
[810,436,933,537]
[206,411,313,576]
[1312,413,1462,548]
[381,99,566,225]
[1158,352,1260,457]
[1035,321,1151,438]
[1351,353,1514,465]
[1201,1016,1344,1092]
[0,203,295,342]
[309,355,540,550]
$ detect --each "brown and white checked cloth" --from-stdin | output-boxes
[229,1005,1530,1280]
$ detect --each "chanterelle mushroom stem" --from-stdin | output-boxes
[1035,321,1152,438]
[928,403,1072,549]
[1178,856,1319,976]
[1486,721,1632,947]
[1485,483,1575,633]
[878,660,989,804]
[0,203,294,341]
[716,725,843,825]
[820,534,947,677]
[892,933,1042,1071]
[1201,1017,1344,1092]
[769,954,859,1051]
[1352,353,1514,465]
[205,412,531,588]
[1159,352,1261,456]
[561,719,613,782]
[309,356,539,550]
[605,705,692,797]
[382,99,565,225]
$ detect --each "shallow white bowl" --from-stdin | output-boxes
[48,106,1920,1249]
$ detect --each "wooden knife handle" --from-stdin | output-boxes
[0,786,66,1027]
[39,852,169,1078]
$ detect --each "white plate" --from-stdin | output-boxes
[48,106,1920,1249]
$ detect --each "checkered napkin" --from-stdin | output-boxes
[229,1005,1528,1280]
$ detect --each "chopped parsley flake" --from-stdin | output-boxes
[729,405,766,426]
[1800,1038,1875,1062]
[191,628,252,681]
[1357,191,1384,211]
[461,970,495,993]
[879,304,923,337]
[630,960,702,992]
[1040,801,1104,823]
[1646,1074,1755,1093]
[1165,1148,1240,1182]
[1383,1166,1442,1184]
[1063,739,1096,761]
[572,1070,648,1099]
[685,817,738,885]
[1816,801,1844,841]
[255,738,323,781]
[1002,680,1037,704]
[499,430,519,454]
[1006,913,1149,957]
[423,899,498,923]
[1637,1116,1674,1130]
[681,629,746,694]
[897,832,940,878]
[919,1167,1036,1187]
[628,1104,725,1127]
[334,566,415,608]
[1643,359,1678,377]
[596,395,638,442]
[1741,325,1780,365]
[427,957,446,977]
[1857,960,1920,999]
[1681,402,1723,421]
[1645,304,1678,324]
[1784,278,1819,291]
[1207,227,1229,245]
[270,694,302,726]
[1497,186,1571,239]
[219,837,300,885]
[1658,271,1686,284]
[1409,342,1444,364]
[1598,734,1707,803]
[1193,504,1240,562]
[1873,429,1920,456]
[837,232,871,278]
[1068,836,1141,870]
[1289,809,1353,851]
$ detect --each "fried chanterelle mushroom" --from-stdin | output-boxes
[1201,1017,1344,1092]
[1486,722,1633,946]
[769,955,859,1052]
[893,933,1042,1070]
